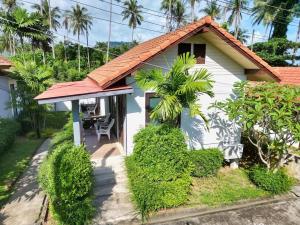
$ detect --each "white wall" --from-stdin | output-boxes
[125,34,247,155]
[0,76,14,118]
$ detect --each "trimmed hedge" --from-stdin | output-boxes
[126,125,193,220]
[248,165,294,194]
[0,118,20,154]
[38,118,94,225]
[189,148,224,177]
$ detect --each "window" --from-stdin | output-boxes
[145,93,160,124]
[178,43,191,56]
[194,44,206,64]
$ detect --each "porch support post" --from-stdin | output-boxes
[72,100,82,146]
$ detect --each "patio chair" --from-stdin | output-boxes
[97,113,111,126]
[95,119,115,142]
[87,103,99,115]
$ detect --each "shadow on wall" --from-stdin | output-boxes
[181,109,206,149]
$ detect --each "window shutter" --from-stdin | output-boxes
[194,44,206,64]
[178,43,191,56]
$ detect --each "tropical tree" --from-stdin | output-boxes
[227,0,248,38]
[32,0,61,31]
[201,0,221,20]
[173,0,186,28]
[251,0,275,39]
[1,0,17,11]
[135,53,214,127]
[65,4,91,72]
[12,58,54,138]
[121,0,143,42]
[161,0,177,31]
[62,12,70,61]
[189,0,200,21]
[85,17,92,69]
[230,28,249,43]
[214,82,300,171]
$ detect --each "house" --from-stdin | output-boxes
[0,56,17,118]
[35,16,296,162]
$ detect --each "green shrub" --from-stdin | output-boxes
[0,118,20,154]
[190,148,224,177]
[51,117,73,148]
[248,165,294,194]
[39,143,94,225]
[43,111,69,129]
[126,125,193,220]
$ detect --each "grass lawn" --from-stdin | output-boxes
[0,137,43,207]
[186,168,270,208]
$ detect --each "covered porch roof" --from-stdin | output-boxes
[34,77,133,104]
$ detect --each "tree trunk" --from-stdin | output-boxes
[78,32,80,73]
[86,29,90,69]
[64,35,67,62]
[106,0,112,63]
[131,27,134,42]
[292,21,300,65]
[191,1,195,21]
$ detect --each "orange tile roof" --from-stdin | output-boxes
[273,67,300,85]
[34,77,132,100]
[87,16,280,88]
[0,56,11,67]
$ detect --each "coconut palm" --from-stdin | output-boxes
[135,53,214,127]
[230,28,249,43]
[161,0,177,31]
[227,0,248,38]
[122,0,143,42]
[65,4,91,72]
[251,0,275,39]
[85,18,93,69]
[189,0,200,21]
[201,0,221,20]
[62,13,70,61]
[32,0,61,31]
[173,0,186,28]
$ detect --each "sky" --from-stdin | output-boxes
[18,0,300,47]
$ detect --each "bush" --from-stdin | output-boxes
[43,111,69,130]
[126,125,193,220]
[248,166,294,194]
[39,143,94,225]
[190,148,224,177]
[39,117,94,225]
[0,118,20,154]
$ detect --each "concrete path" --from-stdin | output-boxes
[0,139,50,225]
[91,155,138,225]
[149,196,300,225]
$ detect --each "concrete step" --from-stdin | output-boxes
[94,182,129,197]
[94,175,127,187]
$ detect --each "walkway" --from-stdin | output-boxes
[0,139,50,225]
[85,132,138,225]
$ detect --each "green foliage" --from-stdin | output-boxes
[126,125,193,220]
[135,53,214,126]
[248,166,294,194]
[252,38,300,66]
[51,116,73,148]
[0,118,20,154]
[189,148,224,177]
[213,82,300,171]
[188,169,269,207]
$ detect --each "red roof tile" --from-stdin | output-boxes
[34,77,132,100]
[273,67,300,85]
[87,16,280,88]
[0,56,12,67]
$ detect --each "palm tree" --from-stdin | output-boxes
[135,53,214,127]
[230,28,249,43]
[32,0,61,31]
[33,0,60,58]
[2,0,17,11]
[85,18,93,69]
[189,0,200,21]
[173,0,186,28]
[201,0,221,20]
[161,0,177,31]
[227,0,248,38]
[251,0,275,40]
[62,14,69,61]
[121,0,143,42]
[65,4,91,72]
